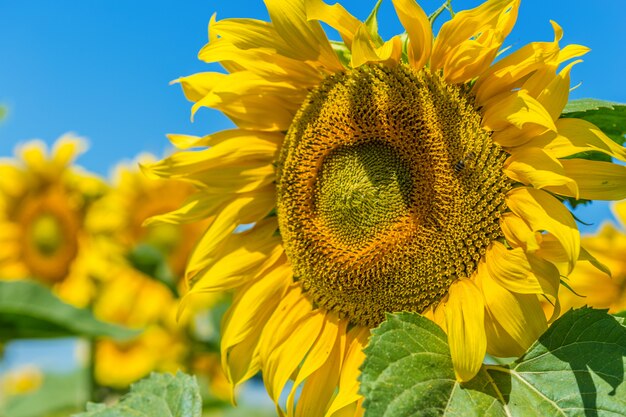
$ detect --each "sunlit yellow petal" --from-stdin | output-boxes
[295,325,346,417]
[391,0,431,69]
[258,287,322,407]
[287,314,345,416]
[547,159,626,200]
[483,90,556,135]
[305,0,360,48]
[478,268,547,357]
[324,327,369,417]
[535,60,580,120]
[530,118,626,162]
[504,147,578,198]
[264,0,343,71]
[506,187,579,273]
[185,191,275,281]
[220,262,291,391]
[432,0,519,83]
[444,279,485,382]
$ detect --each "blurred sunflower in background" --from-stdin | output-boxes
[558,200,626,314]
[0,134,106,307]
[86,154,207,279]
[142,0,626,414]
[91,264,187,388]
[86,156,228,395]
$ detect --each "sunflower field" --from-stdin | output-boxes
[1,1,626,416]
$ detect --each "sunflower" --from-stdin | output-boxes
[144,0,626,413]
[92,263,188,388]
[0,135,106,306]
[86,154,207,278]
[556,200,626,314]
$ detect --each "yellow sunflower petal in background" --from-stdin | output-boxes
[0,134,107,306]
[83,155,229,391]
[86,153,209,278]
[143,0,626,413]
[91,263,188,388]
[558,200,626,315]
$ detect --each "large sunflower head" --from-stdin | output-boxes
[0,135,106,291]
[145,0,626,413]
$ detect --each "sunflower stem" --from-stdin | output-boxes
[429,0,455,26]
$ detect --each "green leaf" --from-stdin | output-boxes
[331,41,351,67]
[127,243,178,297]
[360,308,626,416]
[73,371,202,417]
[563,98,623,113]
[360,313,502,417]
[0,280,138,340]
[364,0,384,47]
[562,99,626,147]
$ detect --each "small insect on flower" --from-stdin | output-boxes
[453,151,476,174]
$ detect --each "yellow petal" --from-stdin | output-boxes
[188,219,283,292]
[0,164,27,198]
[478,269,547,357]
[484,242,558,298]
[474,21,563,103]
[444,278,486,382]
[505,187,579,273]
[500,212,541,252]
[350,26,402,68]
[504,147,578,198]
[146,134,279,177]
[18,140,47,172]
[613,200,626,228]
[208,18,289,56]
[199,38,322,86]
[185,191,275,281]
[579,245,611,277]
[432,0,519,83]
[305,0,360,48]
[286,314,345,416]
[220,263,291,390]
[175,72,228,103]
[142,192,232,226]
[52,133,87,168]
[264,0,342,71]
[391,0,431,69]
[535,60,580,120]
[325,327,369,417]
[546,159,626,200]
[483,90,556,135]
[537,118,626,162]
[295,324,346,417]
[558,44,590,63]
[258,287,322,407]
[189,72,301,119]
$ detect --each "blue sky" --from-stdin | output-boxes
[0,0,624,233]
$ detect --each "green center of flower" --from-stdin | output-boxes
[30,213,64,256]
[316,141,412,246]
[277,64,511,326]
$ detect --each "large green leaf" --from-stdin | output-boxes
[562,99,626,147]
[0,280,138,340]
[73,371,202,417]
[360,308,626,416]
